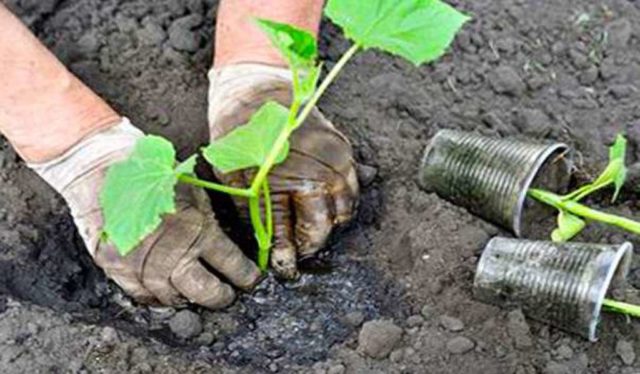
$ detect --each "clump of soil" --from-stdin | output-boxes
[2,0,640,373]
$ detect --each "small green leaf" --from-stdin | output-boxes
[256,18,318,68]
[100,135,183,255]
[176,154,198,176]
[325,0,470,66]
[551,210,586,242]
[203,101,290,174]
[587,134,628,202]
[298,64,322,103]
[610,134,627,161]
[610,134,628,201]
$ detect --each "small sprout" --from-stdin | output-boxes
[574,13,591,27]
[551,210,586,242]
[529,134,640,241]
[608,134,628,202]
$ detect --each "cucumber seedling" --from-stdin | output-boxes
[528,134,640,242]
[528,135,640,319]
[99,0,471,273]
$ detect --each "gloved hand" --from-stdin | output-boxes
[29,119,261,309]
[208,64,359,279]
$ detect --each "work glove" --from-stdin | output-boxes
[208,64,359,279]
[29,119,261,309]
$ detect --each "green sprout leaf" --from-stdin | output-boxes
[590,134,627,202]
[203,101,290,174]
[609,134,628,201]
[256,18,318,69]
[551,210,587,242]
[325,0,471,66]
[298,64,322,103]
[176,154,198,176]
[100,135,186,255]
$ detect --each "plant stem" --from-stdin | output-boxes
[564,180,611,202]
[263,179,273,240]
[528,189,640,235]
[603,298,640,318]
[178,174,255,198]
[249,43,361,195]
[249,194,269,271]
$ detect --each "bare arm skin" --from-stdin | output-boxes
[214,0,325,68]
[0,4,261,309]
[0,4,119,163]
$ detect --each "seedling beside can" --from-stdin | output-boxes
[528,134,640,242]
[99,0,471,276]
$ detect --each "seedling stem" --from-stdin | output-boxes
[177,174,255,198]
[528,189,640,235]
[603,298,640,318]
[249,44,361,196]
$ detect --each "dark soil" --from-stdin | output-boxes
[2,0,640,373]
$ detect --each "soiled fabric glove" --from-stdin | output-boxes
[29,119,261,309]
[208,64,359,279]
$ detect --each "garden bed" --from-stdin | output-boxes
[1,0,640,372]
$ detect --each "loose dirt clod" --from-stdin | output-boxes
[446,336,475,354]
[489,65,526,96]
[358,320,403,359]
[616,340,636,365]
[169,310,203,339]
[439,315,465,332]
[507,309,533,349]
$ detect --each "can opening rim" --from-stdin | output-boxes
[588,241,633,341]
[512,143,569,237]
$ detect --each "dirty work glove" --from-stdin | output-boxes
[208,64,359,279]
[29,119,261,309]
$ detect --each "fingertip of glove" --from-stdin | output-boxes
[271,249,300,280]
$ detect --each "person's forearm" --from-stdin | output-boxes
[0,5,119,163]
[214,0,324,68]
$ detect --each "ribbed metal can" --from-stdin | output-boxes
[419,130,570,236]
[474,237,632,341]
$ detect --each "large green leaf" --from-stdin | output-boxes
[256,18,318,69]
[551,210,586,242]
[202,101,290,174]
[100,136,191,255]
[325,0,470,66]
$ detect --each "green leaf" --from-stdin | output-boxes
[551,210,586,242]
[325,0,470,66]
[586,134,628,202]
[610,134,628,201]
[176,154,198,176]
[298,64,322,103]
[100,135,183,255]
[256,18,318,68]
[203,101,290,174]
[610,134,627,161]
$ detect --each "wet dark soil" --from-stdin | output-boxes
[2,0,640,373]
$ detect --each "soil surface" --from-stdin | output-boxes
[2,0,640,373]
